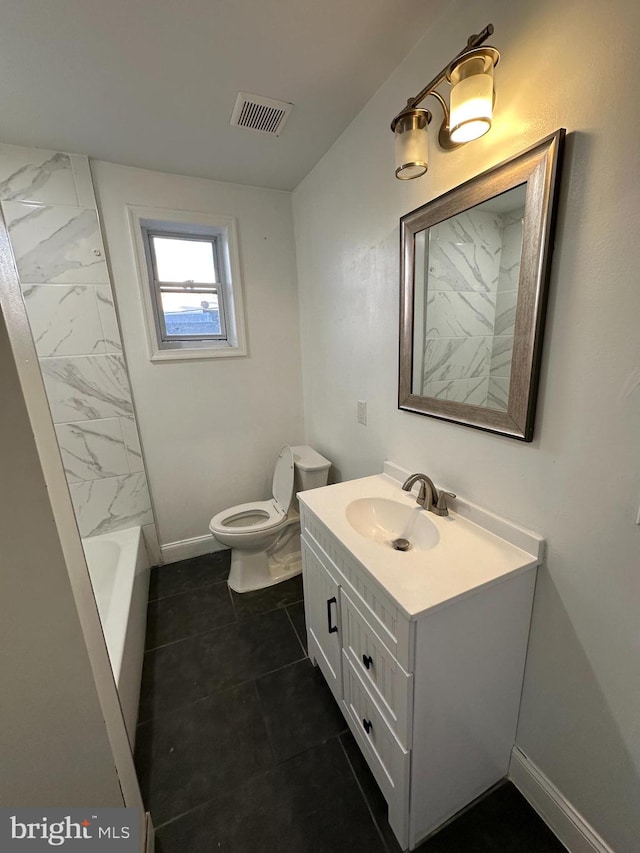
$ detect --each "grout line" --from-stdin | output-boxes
[152,731,349,833]
[251,678,279,766]
[227,601,304,624]
[147,582,230,606]
[148,571,231,603]
[143,613,238,653]
[137,654,309,727]
[284,604,308,659]
[145,594,304,652]
[148,577,231,602]
[38,352,123,361]
[254,655,308,686]
[252,680,348,772]
[136,676,261,729]
[152,759,280,832]
[227,580,239,622]
[338,734,393,853]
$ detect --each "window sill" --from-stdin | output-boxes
[150,343,247,362]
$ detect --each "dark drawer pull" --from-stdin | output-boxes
[326,597,338,634]
[362,654,373,670]
[362,718,373,735]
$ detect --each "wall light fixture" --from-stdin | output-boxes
[391,24,500,180]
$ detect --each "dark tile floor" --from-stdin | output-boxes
[135,552,565,853]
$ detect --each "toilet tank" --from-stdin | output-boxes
[290,445,331,493]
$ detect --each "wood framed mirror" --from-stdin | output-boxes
[399,129,565,441]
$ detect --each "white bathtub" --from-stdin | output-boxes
[82,526,150,746]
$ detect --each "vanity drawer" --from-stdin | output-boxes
[342,652,409,809]
[341,587,413,748]
[301,509,412,671]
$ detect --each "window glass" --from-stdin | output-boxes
[152,236,216,283]
[160,290,222,337]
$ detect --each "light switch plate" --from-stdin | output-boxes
[357,400,367,426]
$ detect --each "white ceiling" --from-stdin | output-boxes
[0,0,442,190]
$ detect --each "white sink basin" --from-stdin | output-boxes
[346,497,440,552]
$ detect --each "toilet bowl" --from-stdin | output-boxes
[209,445,331,593]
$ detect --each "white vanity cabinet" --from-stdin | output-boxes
[299,474,542,851]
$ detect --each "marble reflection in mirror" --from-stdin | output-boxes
[411,184,525,411]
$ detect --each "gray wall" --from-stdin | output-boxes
[0,303,125,807]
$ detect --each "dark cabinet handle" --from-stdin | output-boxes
[362,718,373,735]
[326,597,338,634]
[362,654,373,670]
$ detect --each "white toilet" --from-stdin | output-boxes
[209,445,331,593]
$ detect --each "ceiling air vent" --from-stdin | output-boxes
[230,92,294,137]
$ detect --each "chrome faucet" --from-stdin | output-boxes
[401,473,456,517]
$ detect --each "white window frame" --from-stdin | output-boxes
[142,226,228,345]
[128,205,247,361]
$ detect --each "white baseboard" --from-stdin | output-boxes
[509,747,613,853]
[160,533,226,564]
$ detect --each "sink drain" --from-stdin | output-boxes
[391,538,412,552]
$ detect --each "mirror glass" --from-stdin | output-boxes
[399,130,565,441]
[411,185,526,412]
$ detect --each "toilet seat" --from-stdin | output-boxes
[271,446,295,512]
[209,499,287,536]
[210,446,295,537]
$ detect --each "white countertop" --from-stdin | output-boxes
[298,471,543,619]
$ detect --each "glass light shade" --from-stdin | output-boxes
[448,52,496,144]
[394,110,430,180]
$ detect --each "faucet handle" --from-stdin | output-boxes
[435,490,456,516]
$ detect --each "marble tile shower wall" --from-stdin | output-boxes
[0,143,156,543]
[487,210,523,410]
[422,207,523,411]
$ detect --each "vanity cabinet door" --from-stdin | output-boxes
[302,537,342,702]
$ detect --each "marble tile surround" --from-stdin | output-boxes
[426,291,497,338]
[56,418,133,483]
[487,377,510,411]
[3,200,108,284]
[427,210,502,294]
[96,285,122,352]
[120,417,144,473]
[0,142,155,540]
[40,354,134,423]
[423,336,492,384]
[422,205,524,409]
[69,472,154,538]
[21,284,122,357]
[488,212,523,395]
[0,143,78,205]
[490,335,514,378]
[494,290,518,337]
[424,376,490,406]
[498,215,523,292]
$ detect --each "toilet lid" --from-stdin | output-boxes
[272,446,294,512]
